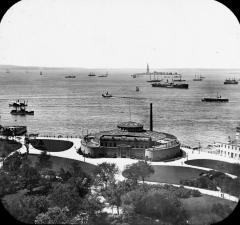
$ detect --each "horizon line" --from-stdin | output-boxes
[1,64,240,70]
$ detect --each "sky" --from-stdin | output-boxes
[0,0,239,68]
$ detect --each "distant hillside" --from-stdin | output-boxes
[0,64,86,70]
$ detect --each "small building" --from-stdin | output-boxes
[214,126,240,161]
[0,125,27,136]
[81,104,181,161]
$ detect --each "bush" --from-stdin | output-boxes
[3,195,50,224]
[190,189,202,197]
[173,187,191,198]
[180,176,217,191]
[121,189,188,225]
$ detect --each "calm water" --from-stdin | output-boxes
[1,68,240,147]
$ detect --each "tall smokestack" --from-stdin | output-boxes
[236,126,240,143]
[150,103,153,131]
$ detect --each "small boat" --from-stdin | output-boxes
[136,86,140,92]
[40,71,43,76]
[98,73,108,77]
[224,78,238,84]
[202,93,228,102]
[88,72,96,77]
[102,92,112,98]
[65,75,76,78]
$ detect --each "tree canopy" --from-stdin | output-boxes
[123,161,154,184]
[94,162,119,190]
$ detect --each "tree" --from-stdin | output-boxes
[36,150,52,170]
[104,181,129,215]
[123,161,154,184]
[35,207,71,224]
[48,183,84,216]
[94,162,119,190]
[3,195,50,224]
[20,163,41,194]
[2,151,22,174]
[121,189,188,225]
[58,167,72,182]
[0,171,16,197]
[67,162,92,198]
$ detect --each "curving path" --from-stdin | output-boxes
[2,136,239,203]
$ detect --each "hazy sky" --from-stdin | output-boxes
[0,0,239,68]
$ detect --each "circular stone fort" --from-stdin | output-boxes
[81,104,181,162]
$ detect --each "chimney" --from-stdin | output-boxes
[236,126,240,143]
[150,103,153,131]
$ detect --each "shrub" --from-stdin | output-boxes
[190,189,202,197]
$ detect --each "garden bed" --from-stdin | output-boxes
[0,139,22,157]
[145,165,206,185]
[185,159,240,177]
[29,139,73,152]
[28,154,96,175]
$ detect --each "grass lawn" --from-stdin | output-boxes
[145,165,205,185]
[185,159,240,176]
[0,139,22,157]
[30,139,73,152]
[181,195,238,225]
[28,154,96,175]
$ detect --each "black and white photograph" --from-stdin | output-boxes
[0,0,240,224]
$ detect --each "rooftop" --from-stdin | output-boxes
[117,121,143,128]
[89,128,177,142]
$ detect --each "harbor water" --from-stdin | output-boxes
[1,68,240,147]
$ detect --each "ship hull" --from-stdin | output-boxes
[147,80,162,83]
[151,83,188,89]
[224,82,238,84]
[11,110,34,115]
[201,98,228,102]
[102,94,112,98]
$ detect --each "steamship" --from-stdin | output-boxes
[201,93,228,102]
[151,81,188,89]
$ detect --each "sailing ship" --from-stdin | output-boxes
[193,75,203,81]
[224,78,238,84]
[201,93,228,102]
[88,72,96,77]
[173,74,186,82]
